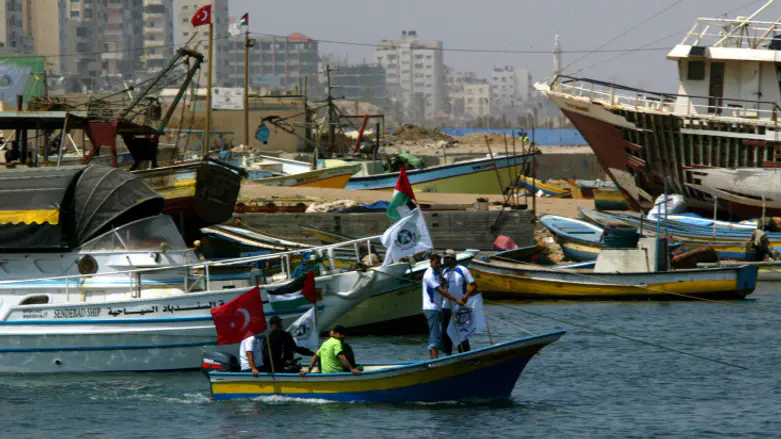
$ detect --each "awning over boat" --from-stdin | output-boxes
[0,166,164,251]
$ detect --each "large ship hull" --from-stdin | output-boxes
[538,78,781,218]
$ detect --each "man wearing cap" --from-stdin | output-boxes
[422,253,466,359]
[441,249,478,355]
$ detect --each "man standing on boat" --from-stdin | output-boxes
[442,249,477,355]
[422,253,465,359]
[746,219,779,262]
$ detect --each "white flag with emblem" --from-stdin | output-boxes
[446,294,487,345]
[287,305,319,351]
[380,207,433,266]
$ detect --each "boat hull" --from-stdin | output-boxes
[251,165,361,189]
[208,331,564,402]
[470,258,758,299]
[345,154,533,194]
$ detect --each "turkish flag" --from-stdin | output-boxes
[210,286,266,345]
[302,271,317,304]
[191,4,212,27]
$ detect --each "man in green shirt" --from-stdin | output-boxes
[300,326,360,375]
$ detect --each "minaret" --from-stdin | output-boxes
[553,34,562,76]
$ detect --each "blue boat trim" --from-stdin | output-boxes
[0,340,219,353]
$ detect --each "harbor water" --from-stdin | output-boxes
[6,285,781,438]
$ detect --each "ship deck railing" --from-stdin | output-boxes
[550,75,781,125]
[0,234,384,305]
[683,16,781,50]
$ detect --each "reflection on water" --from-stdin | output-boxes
[4,286,781,438]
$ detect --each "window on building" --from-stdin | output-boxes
[183,31,189,36]
[71,10,79,17]
[182,18,187,23]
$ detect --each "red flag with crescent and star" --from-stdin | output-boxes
[210,286,266,345]
[191,4,212,27]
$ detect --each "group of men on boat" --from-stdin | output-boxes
[236,248,479,375]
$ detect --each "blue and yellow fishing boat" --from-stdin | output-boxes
[345,153,535,194]
[518,175,571,198]
[204,331,565,402]
[539,214,605,261]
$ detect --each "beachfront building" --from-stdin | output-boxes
[177,0,229,85]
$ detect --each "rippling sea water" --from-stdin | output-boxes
[6,285,781,438]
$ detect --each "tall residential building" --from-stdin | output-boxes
[0,0,28,54]
[142,0,173,72]
[463,82,491,119]
[177,0,228,85]
[329,63,387,106]
[373,31,445,121]
[226,31,320,96]
[66,0,108,82]
[102,0,145,77]
[490,66,532,111]
[30,0,68,73]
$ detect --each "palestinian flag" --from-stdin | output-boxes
[267,271,317,311]
[386,167,417,221]
[239,13,248,27]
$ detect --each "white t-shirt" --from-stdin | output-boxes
[239,335,262,371]
[422,267,443,311]
[442,265,476,310]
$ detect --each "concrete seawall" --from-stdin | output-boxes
[236,210,535,251]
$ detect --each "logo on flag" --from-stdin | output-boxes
[191,4,212,27]
[288,306,319,351]
[381,208,433,266]
[446,294,487,346]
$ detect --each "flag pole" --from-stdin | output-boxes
[243,22,250,147]
[204,21,213,158]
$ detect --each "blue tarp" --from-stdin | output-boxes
[437,128,587,146]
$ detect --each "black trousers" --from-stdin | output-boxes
[440,308,471,356]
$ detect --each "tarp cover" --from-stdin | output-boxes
[0,166,164,251]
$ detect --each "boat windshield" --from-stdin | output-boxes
[78,215,188,251]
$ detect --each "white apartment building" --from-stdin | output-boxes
[66,0,108,82]
[142,0,173,72]
[491,66,531,111]
[463,82,491,119]
[373,31,445,121]
[177,0,229,85]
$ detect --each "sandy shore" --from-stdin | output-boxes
[239,183,593,218]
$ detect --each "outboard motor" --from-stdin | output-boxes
[201,352,240,375]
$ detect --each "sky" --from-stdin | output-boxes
[229,0,771,91]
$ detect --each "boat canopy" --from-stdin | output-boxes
[0,166,164,251]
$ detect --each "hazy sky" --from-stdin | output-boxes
[229,0,770,91]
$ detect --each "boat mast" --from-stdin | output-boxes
[714,0,776,47]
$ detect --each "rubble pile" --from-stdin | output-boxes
[534,224,565,262]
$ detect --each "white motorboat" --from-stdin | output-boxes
[0,166,409,373]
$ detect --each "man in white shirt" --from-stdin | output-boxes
[422,253,465,359]
[239,334,263,375]
[441,249,477,356]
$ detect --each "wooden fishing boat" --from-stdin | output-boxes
[204,330,565,402]
[471,237,759,300]
[135,160,243,232]
[686,168,781,219]
[345,153,535,194]
[593,188,629,211]
[471,257,758,299]
[539,214,605,261]
[518,175,571,198]
[251,164,362,189]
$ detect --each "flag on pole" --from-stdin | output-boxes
[210,286,267,345]
[239,13,249,27]
[446,294,487,346]
[287,306,319,352]
[386,167,417,221]
[191,4,212,27]
[266,271,318,311]
[381,207,433,266]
